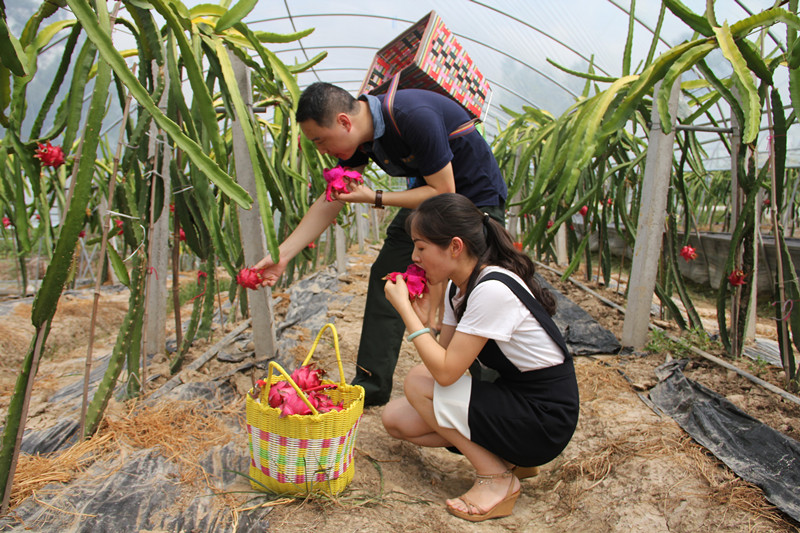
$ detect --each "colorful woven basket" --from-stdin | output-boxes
[246,323,364,495]
[359,10,492,121]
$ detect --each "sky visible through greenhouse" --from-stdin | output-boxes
[6,0,799,169]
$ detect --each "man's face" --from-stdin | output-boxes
[300,115,359,161]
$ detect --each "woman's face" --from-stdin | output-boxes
[410,230,452,285]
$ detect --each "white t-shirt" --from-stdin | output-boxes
[442,266,565,371]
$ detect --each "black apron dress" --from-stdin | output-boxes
[452,272,580,467]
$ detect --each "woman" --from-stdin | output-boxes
[382,193,579,522]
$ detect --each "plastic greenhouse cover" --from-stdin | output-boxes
[649,359,800,523]
[6,0,799,166]
[248,0,799,167]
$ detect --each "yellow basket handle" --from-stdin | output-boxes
[259,323,345,415]
[301,323,346,386]
[265,360,320,416]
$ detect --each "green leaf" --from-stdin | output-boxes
[188,4,226,18]
[30,24,80,140]
[124,0,154,9]
[0,17,27,77]
[622,0,636,76]
[66,0,252,209]
[286,51,327,74]
[663,0,713,36]
[235,22,300,105]
[214,38,280,261]
[601,38,710,137]
[215,0,257,33]
[730,8,800,39]
[32,55,111,327]
[545,57,617,83]
[107,245,130,287]
[31,19,76,53]
[150,0,226,165]
[713,23,760,144]
[255,27,314,43]
[657,42,715,134]
[735,37,773,86]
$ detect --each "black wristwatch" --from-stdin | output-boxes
[373,190,385,209]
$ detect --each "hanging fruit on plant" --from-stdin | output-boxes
[679,245,697,262]
[727,269,746,287]
[33,141,66,168]
[322,166,363,202]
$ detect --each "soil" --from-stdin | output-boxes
[1,246,799,532]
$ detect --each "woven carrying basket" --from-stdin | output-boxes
[246,323,365,495]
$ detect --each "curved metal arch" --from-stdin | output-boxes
[254,10,586,99]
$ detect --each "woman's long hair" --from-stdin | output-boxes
[406,193,556,320]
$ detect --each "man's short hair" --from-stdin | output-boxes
[296,82,359,126]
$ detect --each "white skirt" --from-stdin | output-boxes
[432,374,472,440]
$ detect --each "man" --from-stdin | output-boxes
[255,82,506,406]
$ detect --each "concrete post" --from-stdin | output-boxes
[621,79,680,349]
[230,53,277,359]
[143,62,170,359]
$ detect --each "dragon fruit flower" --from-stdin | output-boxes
[322,166,363,202]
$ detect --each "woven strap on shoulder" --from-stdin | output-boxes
[383,74,479,139]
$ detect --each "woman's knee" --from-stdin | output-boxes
[381,399,407,439]
[404,364,433,400]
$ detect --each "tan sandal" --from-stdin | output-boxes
[512,465,540,479]
[446,470,520,522]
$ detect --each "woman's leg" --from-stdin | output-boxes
[382,365,451,447]
[401,365,520,514]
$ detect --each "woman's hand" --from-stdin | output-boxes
[385,276,431,324]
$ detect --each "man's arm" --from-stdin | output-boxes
[340,162,456,210]
[254,194,345,285]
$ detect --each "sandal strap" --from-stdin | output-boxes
[455,496,485,516]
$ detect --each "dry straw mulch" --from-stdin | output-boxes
[11,398,242,510]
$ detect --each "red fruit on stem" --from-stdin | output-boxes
[679,245,697,262]
[34,142,66,168]
[728,269,746,287]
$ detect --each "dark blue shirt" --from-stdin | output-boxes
[340,89,507,207]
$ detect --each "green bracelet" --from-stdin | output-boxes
[407,327,431,342]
